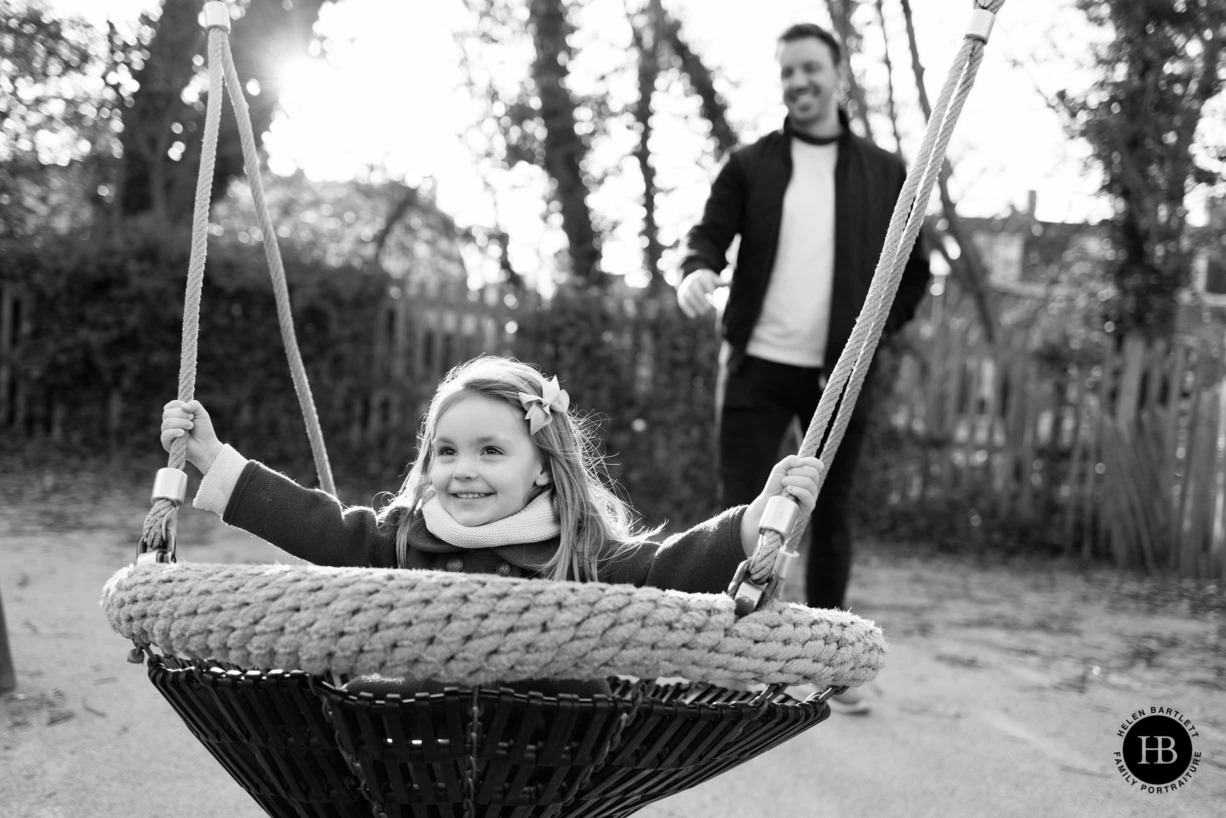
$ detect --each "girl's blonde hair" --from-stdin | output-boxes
[377,356,650,581]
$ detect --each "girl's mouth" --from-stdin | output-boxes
[453,492,492,500]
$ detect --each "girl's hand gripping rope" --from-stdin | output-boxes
[161,399,224,476]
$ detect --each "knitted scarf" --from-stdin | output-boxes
[421,491,560,548]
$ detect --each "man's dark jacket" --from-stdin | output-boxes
[680,111,931,370]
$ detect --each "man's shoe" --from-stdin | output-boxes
[827,689,871,716]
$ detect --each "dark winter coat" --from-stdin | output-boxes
[680,110,932,369]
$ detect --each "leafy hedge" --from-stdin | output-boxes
[0,226,721,522]
[1,223,396,495]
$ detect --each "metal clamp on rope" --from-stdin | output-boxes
[761,494,802,580]
[151,467,188,506]
[965,8,995,43]
[759,495,799,537]
[203,1,232,32]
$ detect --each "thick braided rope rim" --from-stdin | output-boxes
[102,563,884,688]
[140,11,335,555]
[746,0,1006,584]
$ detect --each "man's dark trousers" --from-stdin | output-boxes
[717,354,871,611]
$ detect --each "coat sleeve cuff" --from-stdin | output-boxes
[193,444,249,515]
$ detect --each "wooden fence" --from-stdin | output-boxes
[364,279,534,443]
[2,275,1223,577]
[884,285,1225,576]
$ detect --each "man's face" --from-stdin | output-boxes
[777,37,843,128]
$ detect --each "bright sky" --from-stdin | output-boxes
[51,0,1110,277]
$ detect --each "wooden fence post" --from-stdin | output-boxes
[0,588,15,694]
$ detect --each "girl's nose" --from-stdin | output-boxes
[452,455,478,479]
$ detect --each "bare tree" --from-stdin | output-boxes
[118,0,334,223]
[656,8,737,157]
[528,0,603,285]
[825,0,875,139]
[456,0,742,291]
[873,0,904,154]
[898,0,998,342]
[628,0,666,290]
[452,10,527,288]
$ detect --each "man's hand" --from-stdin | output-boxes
[677,269,723,318]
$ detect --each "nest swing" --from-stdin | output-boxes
[101,2,1004,816]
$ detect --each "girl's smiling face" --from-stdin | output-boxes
[428,393,550,526]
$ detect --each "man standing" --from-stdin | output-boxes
[676,23,930,714]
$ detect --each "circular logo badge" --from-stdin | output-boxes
[1122,716,1193,784]
[1114,709,1202,793]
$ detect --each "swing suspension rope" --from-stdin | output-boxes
[139,3,334,563]
[739,0,1004,598]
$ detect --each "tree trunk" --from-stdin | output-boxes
[371,185,420,270]
[120,0,333,223]
[452,8,526,289]
[899,0,998,343]
[529,0,602,285]
[873,0,904,154]
[825,0,875,140]
[630,0,666,291]
[658,11,737,156]
[119,0,199,220]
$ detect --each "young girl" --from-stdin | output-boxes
[162,356,821,692]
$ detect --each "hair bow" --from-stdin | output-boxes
[518,375,570,435]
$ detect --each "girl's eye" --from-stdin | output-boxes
[482,447,503,456]
[435,446,455,457]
